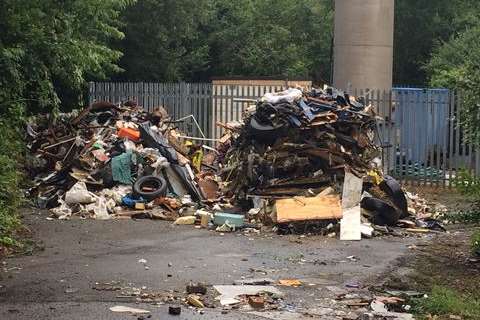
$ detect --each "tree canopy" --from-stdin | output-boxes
[1,0,480,112]
[0,0,133,114]
[115,0,333,83]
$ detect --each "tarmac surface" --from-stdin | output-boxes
[0,210,417,319]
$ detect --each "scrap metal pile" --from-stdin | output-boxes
[26,101,212,220]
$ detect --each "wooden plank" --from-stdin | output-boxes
[340,171,363,241]
[275,195,342,223]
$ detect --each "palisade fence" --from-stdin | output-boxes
[89,82,480,187]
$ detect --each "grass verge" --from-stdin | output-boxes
[383,228,480,320]
[0,118,25,256]
[413,286,480,319]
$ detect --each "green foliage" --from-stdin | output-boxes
[0,117,24,249]
[208,0,333,81]
[413,286,480,319]
[427,24,480,146]
[0,0,134,113]
[117,0,212,82]
[472,230,480,255]
[394,0,479,86]
[116,0,333,82]
[0,1,135,249]
[439,170,480,224]
[453,169,480,199]
[471,230,480,255]
[441,210,480,224]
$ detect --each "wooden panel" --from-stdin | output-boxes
[275,195,342,223]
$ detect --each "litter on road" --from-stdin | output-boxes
[109,305,150,314]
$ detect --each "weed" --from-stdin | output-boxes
[0,118,25,252]
[472,230,480,255]
[413,286,480,319]
[453,169,480,200]
[440,210,480,224]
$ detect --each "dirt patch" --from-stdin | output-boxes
[378,225,480,319]
[382,226,479,292]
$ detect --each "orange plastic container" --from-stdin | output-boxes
[118,127,140,141]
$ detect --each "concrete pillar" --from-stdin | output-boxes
[333,0,394,92]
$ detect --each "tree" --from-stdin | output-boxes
[393,0,478,86]
[0,0,133,247]
[115,0,333,82]
[0,0,133,113]
[427,25,480,145]
[208,0,333,81]
[116,0,212,82]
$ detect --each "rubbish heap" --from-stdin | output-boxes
[25,86,444,237]
[217,87,444,236]
[26,101,213,220]
[219,87,379,199]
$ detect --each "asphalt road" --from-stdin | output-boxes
[0,210,417,319]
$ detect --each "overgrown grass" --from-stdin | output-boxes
[472,230,480,255]
[0,117,24,250]
[441,210,480,224]
[453,169,480,201]
[413,286,480,319]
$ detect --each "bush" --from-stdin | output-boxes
[0,116,24,249]
[453,169,480,199]
[444,169,480,224]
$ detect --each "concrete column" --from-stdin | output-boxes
[333,0,394,92]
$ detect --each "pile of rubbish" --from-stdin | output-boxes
[219,87,380,199]
[25,86,444,238]
[216,87,444,238]
[26,101,215,221]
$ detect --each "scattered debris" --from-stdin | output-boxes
[186,282,207,295]
[25,87,445,239]
[187,294,205,308]
[278,279,302,287]
[168,306,181,315]
[109,306,150,314]
[174,216,196,225]
[213,285,283,306]
[27,101,206,221]
[248,296,265,309]
[216,87,443,236]
[234,278,274,286]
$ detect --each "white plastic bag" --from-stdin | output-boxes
[65,182,94,204]
[261,88,303,104]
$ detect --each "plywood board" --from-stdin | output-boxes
[275,195,342,223]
